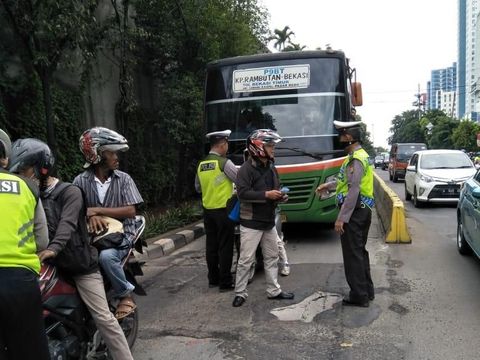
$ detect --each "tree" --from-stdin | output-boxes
[388,110,425,145]
[452,120,480,152]
[0,0,98,153]
[269,26,294,51]
[126,0,270,203]
[419,109,458,149]
[283,42,306,52]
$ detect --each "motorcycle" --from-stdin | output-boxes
[39,215,147,359]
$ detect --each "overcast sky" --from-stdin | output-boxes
[260,0,458,149]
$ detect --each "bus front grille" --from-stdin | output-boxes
[280,178,317,204]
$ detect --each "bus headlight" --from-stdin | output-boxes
[319,175,336,200]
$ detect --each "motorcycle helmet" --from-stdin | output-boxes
[8,138,55,179]
[79,127,129,168]
[246,129,282,160]
[0,129,11,159]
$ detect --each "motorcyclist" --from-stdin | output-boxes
[8,138,134,360]
[74,127,143,320]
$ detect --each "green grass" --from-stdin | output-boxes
[142,201,203,239]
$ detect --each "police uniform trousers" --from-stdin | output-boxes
[0,268,50,360]
[203,208,234,287]
[340,205,374,302]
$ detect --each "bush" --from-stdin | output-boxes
[142,200,202,239]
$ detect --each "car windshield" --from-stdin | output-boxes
[397,144,427,161]
[420,153,473,169]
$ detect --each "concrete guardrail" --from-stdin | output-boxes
[373,172,411,243]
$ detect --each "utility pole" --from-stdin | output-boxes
[413,83,425,119]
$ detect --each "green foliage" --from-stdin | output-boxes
[452,120,480,152]
[1,0,271,209]
[388,110,426,145]
[119,0,270,206]
[0,72,84,181]
[142,201,203,239]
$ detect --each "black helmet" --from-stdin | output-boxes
[246,129,282,160]
[79,127,129,167]
[0,129,11,159]
[8,138,55,179]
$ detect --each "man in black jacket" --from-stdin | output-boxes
[9,138,134,360]
[232,129,294,307]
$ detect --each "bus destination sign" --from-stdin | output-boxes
[233,65,310,93]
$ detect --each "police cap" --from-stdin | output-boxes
[206,130,231,144]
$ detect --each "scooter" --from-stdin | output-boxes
[39,215,146,359]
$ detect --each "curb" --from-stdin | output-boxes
[143,221,205,259]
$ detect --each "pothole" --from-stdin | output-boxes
[270,291,342,323]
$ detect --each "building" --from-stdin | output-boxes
[427,63,457,114]
[458,0,478,120]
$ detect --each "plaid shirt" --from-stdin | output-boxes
[73,169,143,243]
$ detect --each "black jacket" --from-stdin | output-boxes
[236,158,280,230]
[41,182,98,276]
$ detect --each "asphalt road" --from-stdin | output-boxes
[132,170,480,360]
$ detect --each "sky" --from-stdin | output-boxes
[260,0,458,149]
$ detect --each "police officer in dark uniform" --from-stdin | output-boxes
[316,121,374,307]
[195,130,237,291]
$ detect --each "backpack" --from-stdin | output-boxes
[41,182,98,275]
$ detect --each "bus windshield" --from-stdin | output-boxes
[205,55,350,165]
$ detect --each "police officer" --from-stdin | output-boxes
[195,130,237,291]
[0,129,51,359]
[316,121,375,307]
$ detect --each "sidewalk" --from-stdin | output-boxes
[143,219,206,259]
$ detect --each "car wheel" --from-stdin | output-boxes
[457,216,472,255]
[413,187,423,208]
[405,183,411,201]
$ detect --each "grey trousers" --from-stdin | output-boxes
[74,271,133,360]
[235,225,282,298]
[275,210,288,265]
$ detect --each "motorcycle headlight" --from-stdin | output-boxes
[419,173,434,183]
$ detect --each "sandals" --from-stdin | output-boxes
[115,297,137,320]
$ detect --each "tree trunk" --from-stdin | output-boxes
[40,71,57,154]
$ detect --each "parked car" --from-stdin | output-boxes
[389,143,427,182]
[404,149,476,207]
[374,155,384,168]
[457,169,480,257]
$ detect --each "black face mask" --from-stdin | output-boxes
[339,140,354,147]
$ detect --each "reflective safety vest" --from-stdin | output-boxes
[0,171,40,274]
[197,154,233,209]
[336,147,375,208]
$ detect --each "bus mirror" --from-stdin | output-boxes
[352,82,363,106]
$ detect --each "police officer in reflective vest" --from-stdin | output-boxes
[195,130,237,291]
[0,129,50,359]
[316,121,375,307]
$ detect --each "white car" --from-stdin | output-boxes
[404,149,476,207]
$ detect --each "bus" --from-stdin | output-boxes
[204,50,363,223]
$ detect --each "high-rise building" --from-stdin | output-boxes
[458,0,478,120]
[427,63,457,112]
[458,0,467,118]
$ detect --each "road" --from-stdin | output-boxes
[132,169,480,360]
